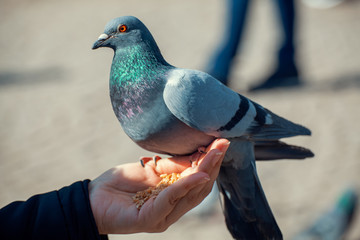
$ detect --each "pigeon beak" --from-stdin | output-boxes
[92,33,110,50]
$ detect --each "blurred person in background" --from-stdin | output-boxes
[207,0,301,91]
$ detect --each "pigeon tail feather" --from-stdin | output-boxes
[254,140,314,160]
[217,162,283,240]
[250,109,311,140]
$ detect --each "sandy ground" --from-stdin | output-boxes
[1,0,360,239]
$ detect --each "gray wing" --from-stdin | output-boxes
[163,68,268,138]
[163,68,311,140]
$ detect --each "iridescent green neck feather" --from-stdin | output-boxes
[109,42,171,123]
[110,43,169,87]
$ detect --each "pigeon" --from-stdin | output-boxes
[292,188,358,240]
[92,16,313,240]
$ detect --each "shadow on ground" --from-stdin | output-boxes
[309,73,360,92]
[0,66,66,86]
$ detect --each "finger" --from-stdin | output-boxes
[197,149,222,174]
[198,139,230,176]
[143,171,210,231]
[148,139,229,175]
[139,139,229,231]
[187,138,230,167]
[161,173,217,226]
[149,155,192,175]
[162,141,229,225]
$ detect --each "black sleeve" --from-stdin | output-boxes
[0,180,108,240]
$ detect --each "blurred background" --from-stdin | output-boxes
[0,0,359,239]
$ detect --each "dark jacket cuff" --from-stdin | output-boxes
[0,180,108,240]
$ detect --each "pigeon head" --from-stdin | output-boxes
[92,16,156,51]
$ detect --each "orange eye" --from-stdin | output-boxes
[118,24,127,33]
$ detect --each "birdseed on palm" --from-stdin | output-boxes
[132,173,181,210]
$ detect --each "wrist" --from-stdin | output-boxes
[88,180,106,234]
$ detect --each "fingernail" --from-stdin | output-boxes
[199,176,210,184]
[221,140,231,153]
[215,151,224,156]
[211,150,223,167]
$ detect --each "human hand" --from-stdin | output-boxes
[88,138,230,234]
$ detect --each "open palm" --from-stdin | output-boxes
[89,138,229,234]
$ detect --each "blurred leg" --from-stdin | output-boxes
[206,0,250,85]
[276,0,296,70]
[249,0,301,92]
